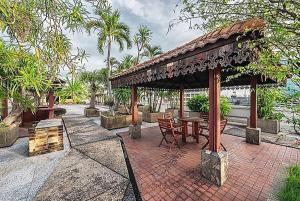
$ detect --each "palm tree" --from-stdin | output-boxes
[142,45,162,59]
[133,25,152,63]
[87,7,132,114]
[117,54,137,72]
[80,70,104,109]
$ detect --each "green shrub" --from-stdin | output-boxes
[257,88,284,120]
[278,165,300,201]
[54,108,67,116]
[187,94,231,117]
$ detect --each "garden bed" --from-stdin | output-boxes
[101,112,142,130]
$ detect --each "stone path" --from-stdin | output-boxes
[34,116,138,201]
[0,126,70,201]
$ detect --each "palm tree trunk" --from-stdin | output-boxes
[90,83,96,109]
[107,37,115,115]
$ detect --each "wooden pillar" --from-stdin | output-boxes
[1,98,8,119]
[179,86,184,118]
[250,76,257,128]
[208,66,221,152]
[131,86,138,125]
[48,90,54,119]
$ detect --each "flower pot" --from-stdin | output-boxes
[0,124,19,148]
[142,112,164,123]
[101,112,142,129]
[84,108,100,117]
[257,118,280,134]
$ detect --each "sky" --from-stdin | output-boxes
[65,0,202,75]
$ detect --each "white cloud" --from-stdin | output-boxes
[66,0,204,74]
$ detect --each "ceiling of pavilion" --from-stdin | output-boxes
[110,18,276,90]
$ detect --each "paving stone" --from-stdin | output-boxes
[34,149,128,201]
[75,138,129,178]
[119,126,300,201]
[68,126,116,146]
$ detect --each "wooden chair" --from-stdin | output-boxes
[163,112,182,128]
[158,118,183,148]
[200,119,227,151]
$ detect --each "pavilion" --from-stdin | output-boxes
[110,18,276,186]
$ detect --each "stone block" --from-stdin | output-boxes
[201,150,228,186]
[246,127,261,145]
[129,124,141,139]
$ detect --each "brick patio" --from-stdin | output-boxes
[120,126,300,201]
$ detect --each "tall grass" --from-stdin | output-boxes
[278,165,300,201]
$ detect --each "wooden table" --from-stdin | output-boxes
[179,117,204,143]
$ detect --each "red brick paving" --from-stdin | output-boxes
[120,126,300,201]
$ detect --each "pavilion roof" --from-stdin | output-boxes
[110,18,264,80]
[109,18,276,89]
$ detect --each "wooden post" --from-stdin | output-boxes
[208,66,221,152]
[179,86,184,118]
[48,90,55,119]
[250,76,257,128]
[1,99,8,119]
[131,86,138,125]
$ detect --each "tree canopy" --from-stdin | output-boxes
[173,0,299,86]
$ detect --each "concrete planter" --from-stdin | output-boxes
[142,112,164,123]
[84,108,100,117]
[101,112,142,130]
[165,108,179,118]
[0,124,19,148]
[257,118,280,134]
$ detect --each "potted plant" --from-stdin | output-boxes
[142,90,165,123]
[187,94,231,118]
[80,70,104,117]
[101,88,142,129]
[256,88,284,134]
[164,91,180,118]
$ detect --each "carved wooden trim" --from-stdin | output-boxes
[111,41,252,88]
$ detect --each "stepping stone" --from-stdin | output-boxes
[34,149,128,201]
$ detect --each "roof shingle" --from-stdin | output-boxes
[110,18,264,80]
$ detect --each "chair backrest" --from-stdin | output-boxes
[158,118,173,131]
[164,112,173,119]
[200,113,209,122]
[220,119,228,134]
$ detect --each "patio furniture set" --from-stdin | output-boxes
[158,113,227,151]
